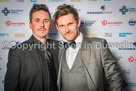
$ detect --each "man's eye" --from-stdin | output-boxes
[44,20,49,22]
[35,19,39,22]
[60,25,64,27]
[68,23,72,26]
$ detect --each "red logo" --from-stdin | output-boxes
[102,20,107,26]
[128,56,136,62]
[6,20,25,26]
[6,20,11,26]
[0,57,2,60]
[102,20,123,26]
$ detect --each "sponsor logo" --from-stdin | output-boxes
[119,6,128,15]
[0,67,2,70]
[48,0,65,2]
[123,80,136,88]
[1,7,10,16]
[71,0,81,2]
[80,20,84,27]
[80,20,96,27]
[119,33,132,37]
[0,0,9,1]
[0,33,8,37]
[47,33,57,37]
[133,42,136,46]
[77,9,81,12]
[0,57,2,60]
[101,5,106,11]
[121,69,130,74]
[2,7,23,16]
[119,6,136,15]
[107,41,136,50]
[114,56,122,62]
[128,19,136,26]
[119,48,136,50]
[128,56,136,63]
[85,20,96,26]
[30,0,37,2]
[88,0,97,1]
[16,0,24,2]
[86,33,97,37]
[118,42,136,50]
[104,0,111,1]
[15,33,25,37]
[102,20,123,26]
[103,32,112,37]
[6,20,25,26]
[119,44,136,50]
[87,5,112,14]
[2,80,4,84]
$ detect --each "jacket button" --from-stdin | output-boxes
[70,72,72,75]
[69,88,73,90]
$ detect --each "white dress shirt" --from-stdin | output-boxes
[66,32,83,69]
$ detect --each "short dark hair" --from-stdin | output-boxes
[30,3,51,23]
[53,4,79,25]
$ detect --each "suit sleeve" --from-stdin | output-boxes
[4,48,20,91]
[101,39,123,91]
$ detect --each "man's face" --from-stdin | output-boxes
[29,10,50,39]
[56,13,80,42]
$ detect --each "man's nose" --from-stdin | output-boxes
[65,26,70,33]
[40,21,45,28]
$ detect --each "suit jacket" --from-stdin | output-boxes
[4,36,59,91]
[57,36,123,91]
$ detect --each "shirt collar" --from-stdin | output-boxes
[66,32,83,49]
[74,32,83,44]
[32,35,47,50]
[32,35,42,44]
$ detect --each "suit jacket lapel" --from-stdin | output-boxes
[81,37,96,91]
[57,48,65,91]
[81,37,90,68]
[27,36,43,71]
[30,48,43,71]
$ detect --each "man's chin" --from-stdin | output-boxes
[39,35,47,38]
[64,36,74,42]
[66,39,73,42]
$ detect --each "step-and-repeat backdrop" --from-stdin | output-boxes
[0,0,136,91]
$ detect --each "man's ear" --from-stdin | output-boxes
[77,18,81,27]
[29,22,32,29]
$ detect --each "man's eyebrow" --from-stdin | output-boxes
[68,22,74,24]
[59,24,64,26]
[44,18,50,20]
[33,18,50,21]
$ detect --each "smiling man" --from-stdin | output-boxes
[54,4,123,91]
[4,4,59,91]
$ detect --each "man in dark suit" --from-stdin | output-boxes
[4,4,59,91]
[54,4,123,91]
